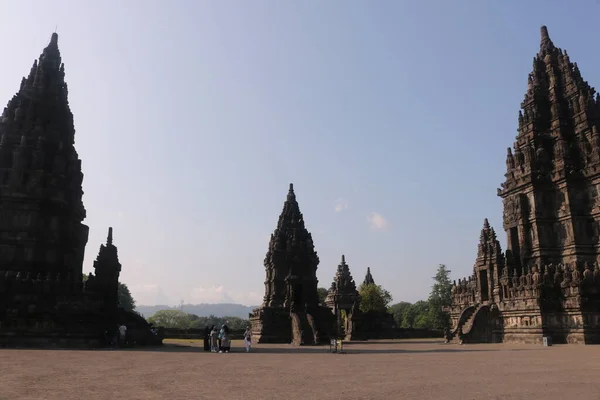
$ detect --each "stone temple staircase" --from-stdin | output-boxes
[450,304,480,341]
[291,312,316,345]
[461,304,484,336]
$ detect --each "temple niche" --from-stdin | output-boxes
[0,34,156,348]
[249,183,335,344]
[446,26,600,344]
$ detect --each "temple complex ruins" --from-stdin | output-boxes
[0,34,154,347]
[250,184,334,344]
[446,26,600,344]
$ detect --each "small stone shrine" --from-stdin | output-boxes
[325,255,360,340]
[250,183,334,344]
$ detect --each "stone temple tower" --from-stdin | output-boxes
[447,26,600,345]
[499,26,600,270]
[0,33,89,280]
[250,183,334,344]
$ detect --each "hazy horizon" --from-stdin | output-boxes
[0,1,598,307]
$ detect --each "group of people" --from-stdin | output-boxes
[202,325,253,353]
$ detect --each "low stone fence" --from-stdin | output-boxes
[359,328,444,340]
[162,328,246,340]
[162,327,442,341]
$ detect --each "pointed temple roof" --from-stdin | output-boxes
[264,183,319,274]
[93,227,122,276]
[0,33,76,146]
[500,25,600,194]
[274,183,307,232]
[328,254,358,294]
[476,218,503,261]
[363,267,375,286]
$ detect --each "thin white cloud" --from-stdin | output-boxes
[334,198,350,213]
[367,212,389,231]
[189,285,263,306]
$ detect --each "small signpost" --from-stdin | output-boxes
[543,336,552,346]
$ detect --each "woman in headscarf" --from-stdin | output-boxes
[203,325,210,352]
[210,325,218,352]
[243,326,252,352]
[220,324,231,353]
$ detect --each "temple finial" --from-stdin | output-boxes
[287,183,296,201]
[539,25,554,53]
[50,32,58,47]
[483,218,490,229]
[341,254,345,263]
[107,227,113,245]
[363,267,375,286]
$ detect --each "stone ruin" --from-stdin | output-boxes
[446,26,600,344]
[0,34,156,347]
[250,184,335,344]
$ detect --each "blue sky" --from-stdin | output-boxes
[1,1,599,306]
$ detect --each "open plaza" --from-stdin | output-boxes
[2,339,600,400]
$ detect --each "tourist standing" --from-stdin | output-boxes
[210,326,218,352]
[118,324,127,347]
[220,325,231,353]
[243,326,252,352]
[217,325,223,352]
[203,326,210,352]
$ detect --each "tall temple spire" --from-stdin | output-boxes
[107,227,113,246]
[1,32,75,146]
[0,33,87,278]
[262,183,320,309]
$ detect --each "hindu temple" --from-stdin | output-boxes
[0,34,155,347]
[446,26,600,344]
[250,183,335,344]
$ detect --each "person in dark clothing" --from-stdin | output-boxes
[203,326,211,352]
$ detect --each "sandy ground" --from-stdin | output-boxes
[2,338,600,400]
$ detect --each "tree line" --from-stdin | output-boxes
[147,310,249,330]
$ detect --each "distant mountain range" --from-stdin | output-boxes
[135,303,258,319]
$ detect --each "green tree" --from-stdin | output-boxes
[147,309,192,329]
[403,300,430,328]
[118,282,136,312]
[427,264,453,328]
[389,301,412,327]
[317,287,329,305]
[358,283,392,313]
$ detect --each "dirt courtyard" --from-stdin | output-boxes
[2,338,600,400]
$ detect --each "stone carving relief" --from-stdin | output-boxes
[504,195,524,226]
[556,190,568,216]
[589,184,600,209]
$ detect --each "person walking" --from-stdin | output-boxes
[243,326,252,352]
